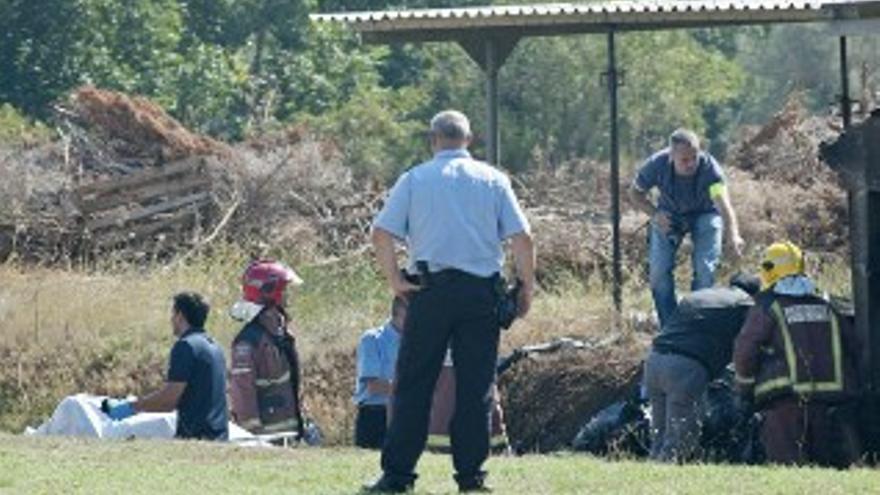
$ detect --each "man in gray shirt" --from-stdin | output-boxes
[365,110,536,493]
[629,129,744,327]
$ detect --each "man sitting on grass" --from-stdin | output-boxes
[102,292,229,441]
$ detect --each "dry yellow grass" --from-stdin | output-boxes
[0,243,852,447]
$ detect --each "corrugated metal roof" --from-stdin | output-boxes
[312,0,880,41]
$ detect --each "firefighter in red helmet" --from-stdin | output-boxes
[228,260,307,440]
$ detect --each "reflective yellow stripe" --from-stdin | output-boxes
[708,182,726,199]
[262,418,300,433]
[490,434,509,449]
[255,371,291,388]
[790,311,843,394]
[427,435,450,447]
[240,418,262,430]
[765,302,843,397]
[831,311,844,390]
[793,382,844,393]
[771,302,799,385]
[426,434,508,449]
[735,374,755,385]
[755,376,792,396]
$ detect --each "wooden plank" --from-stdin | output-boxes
[78,174,212,214]
[93,208,199,247]
[87,192,209,231]
[76,158,205,197]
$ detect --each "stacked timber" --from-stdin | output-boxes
[73,157,214,250]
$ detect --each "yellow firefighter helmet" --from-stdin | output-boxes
[759,241,805,290]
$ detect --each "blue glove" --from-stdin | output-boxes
[103,398,136,421]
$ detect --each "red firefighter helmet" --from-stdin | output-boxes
[230,260,303,322]
[242,259,303,306]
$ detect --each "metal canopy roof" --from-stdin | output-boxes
[312,0,880,42]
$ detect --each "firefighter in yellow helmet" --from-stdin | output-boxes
[733,242,861,467]
[757,242,805,291]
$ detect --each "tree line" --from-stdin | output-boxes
[1,0,878,181]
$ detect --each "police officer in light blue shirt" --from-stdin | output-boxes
[353,296,406,449]
[364,110,536,493]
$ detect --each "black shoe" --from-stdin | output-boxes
[362,474,414,493]
[455,472,491,493]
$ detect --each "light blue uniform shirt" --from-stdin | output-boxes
[353,321,401,406]
[373,149,530,277]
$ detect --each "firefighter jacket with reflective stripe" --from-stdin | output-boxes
[229,314,303,435]
[733,292,860,408]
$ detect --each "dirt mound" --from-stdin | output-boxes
[0,88,381,263]
[499,340,644,453]
[726,95,849,254]
[70,86,230,166]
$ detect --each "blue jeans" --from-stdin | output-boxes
[649,212,722,326]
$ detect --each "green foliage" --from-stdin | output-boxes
[735,25,839,124]
[305,83,429,182]
[733,26,880,126]
[317,0,487,11]
[2,0,879,181]
[619,31,745,158]
[183,0,312,49]
[271,24,379,119]
[0,0,184,116]
[495,36,607,170]
[0,104,52,146]
[422,32,746,170]
[169,43,251,139]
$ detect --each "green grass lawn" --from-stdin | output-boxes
[2,434,879,495]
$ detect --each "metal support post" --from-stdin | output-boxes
[486,39,500,165]
[606,30,623,314]
[840,36,852,128]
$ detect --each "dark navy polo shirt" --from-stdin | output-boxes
[168,328,229,440]
[634,148,725,216]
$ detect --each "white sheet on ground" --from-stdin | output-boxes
[24,393,262,445]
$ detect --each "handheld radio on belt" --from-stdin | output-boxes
[411,261,522,330]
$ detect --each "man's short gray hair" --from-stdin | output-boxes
[430,110,472,141]
[669,128,700,151]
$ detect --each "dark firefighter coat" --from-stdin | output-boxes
[229,310,304,436]
[733,291,860,408]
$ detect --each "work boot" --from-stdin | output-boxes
[455,472,491,493]
[362,474,414,493]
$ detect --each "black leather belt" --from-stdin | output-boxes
[412,261,496,288]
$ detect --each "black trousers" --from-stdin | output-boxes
[355,404,388,449]
[381,270,500,483]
